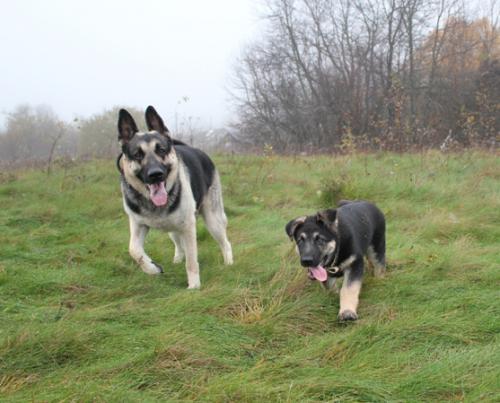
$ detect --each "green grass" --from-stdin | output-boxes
[0,151,499,402]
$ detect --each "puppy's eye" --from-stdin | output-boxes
[314,234,325,243]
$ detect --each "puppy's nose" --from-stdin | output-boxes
[147,168,164,181]
[301,256,314,267]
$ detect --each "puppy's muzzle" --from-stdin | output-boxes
[300,256,314,267]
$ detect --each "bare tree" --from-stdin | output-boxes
[231,0,500,151]
[46,122,65,175]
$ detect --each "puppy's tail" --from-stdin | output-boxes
[337,199,354,207]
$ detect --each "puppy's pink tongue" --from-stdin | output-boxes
[149,182,168,206]
[309,266,328,282]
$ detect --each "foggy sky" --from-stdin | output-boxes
[0,0,260,130]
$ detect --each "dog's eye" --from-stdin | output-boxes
[314,234,325,243]
[156,145,168,157]
[133,150,144,161]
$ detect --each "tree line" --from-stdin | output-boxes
[0,105,137,165]
[231,0,500,151]
[0,105,229,166]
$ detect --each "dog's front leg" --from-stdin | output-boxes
[338,256,363,321]
[128,217,163,275]
[324,276,339,292]
[180,222,201,289]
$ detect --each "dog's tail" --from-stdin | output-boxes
[337,199,354,207]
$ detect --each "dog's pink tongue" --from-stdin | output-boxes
[309,266,328,282]
[149,182,168,206]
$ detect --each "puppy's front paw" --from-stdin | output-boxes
[338,309,358,321]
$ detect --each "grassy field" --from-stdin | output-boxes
[0,151,499,402]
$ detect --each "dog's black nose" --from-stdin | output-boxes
[301,256,314,267]
[147,168,164,182]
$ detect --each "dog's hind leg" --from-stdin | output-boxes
[128,217,163,275]
[203,210,233,266]
[368,231,386,278]
[169,232,185,263]
[201,173,233,265]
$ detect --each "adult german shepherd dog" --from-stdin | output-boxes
[116,106,233,289]
[286,200,385,321]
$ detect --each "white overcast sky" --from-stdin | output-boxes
[0,0,262,129]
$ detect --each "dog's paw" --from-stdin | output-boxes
[187,271,201,289]
[223,248,233,265]
[142,261,164,275]
[374,265,386,278]
[338,310,358,321]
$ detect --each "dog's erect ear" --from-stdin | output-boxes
[285,216,306,240]
[118,109,138,144]
[316,209,338,230]
[145,106,170,134]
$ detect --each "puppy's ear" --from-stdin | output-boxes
[145,106,170,135]
[285,216,306,240]
[316,209,338,230]
[118,109,138,144]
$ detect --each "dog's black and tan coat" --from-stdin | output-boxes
[286,200,386,320]
[117,106,233,288]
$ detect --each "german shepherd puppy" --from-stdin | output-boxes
[116,106,233,288]
[285,200,385,321]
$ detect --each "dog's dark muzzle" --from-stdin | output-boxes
[141,158,168,184]
[147,167,165,183]
[300,256,316,267]
[299,242,322,267]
